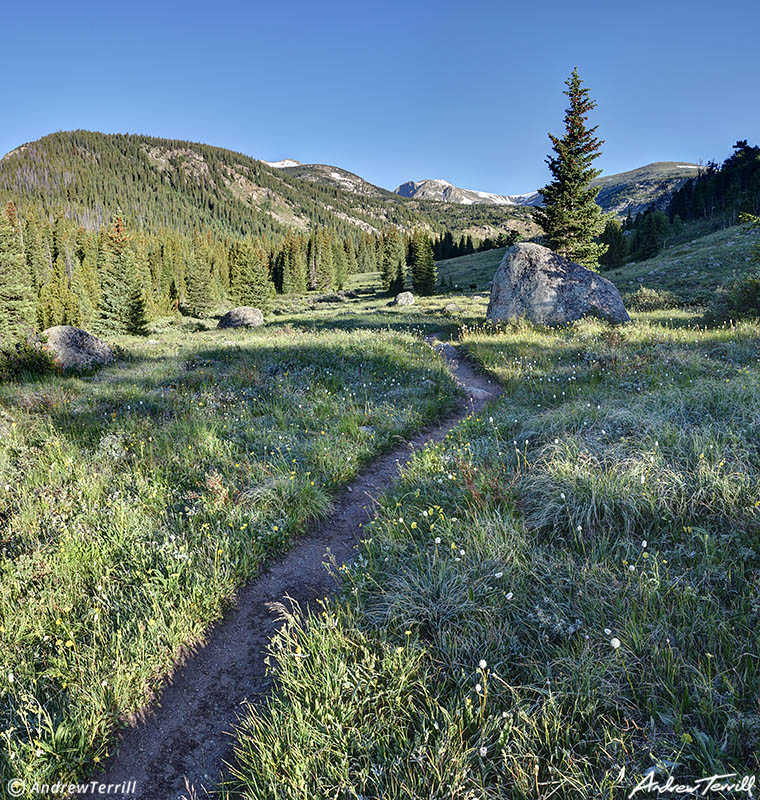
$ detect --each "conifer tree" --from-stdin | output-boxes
[24,213,51,290]
[183,247,214,317]
[598,219,627,269]
[332,235,347,290]
[37,255,81,329]
[535,68,608,267]
[357,235,377,273]
[70,255,98,325]
[280,234,308,295]
[380,228,406,294]
[229,239,275,307]
[0,203,35,343]
[411,231,437,295]
[306,229,335,291]
[96,215,147,335]
[343,238,357,278]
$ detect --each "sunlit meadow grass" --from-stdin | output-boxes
[223,313,760,799]
[0,321,458,791]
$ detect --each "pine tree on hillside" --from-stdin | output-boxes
[280,234,308,295]
[37,255,81,329]
[380,228,406,294]
[343,238,358,279]
[0,203,35,344]
[357,235,377,273]
[183,247,214,317]
[598,219,627,269]
[411,231,437,295]
[332,235,347,290]
[310,228,335,291]
[96,215,147,335]
[628,209,670,261]
[70,255,99,325]
[535,68,608,268]
[229,239,275,307]
[24,213,51,290]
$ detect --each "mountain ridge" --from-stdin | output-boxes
[395,161,700,217]
[0,130,534,241]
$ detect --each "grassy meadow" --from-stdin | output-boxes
[0,319,459,790]
[223,313,760,798]
[2,224,760,797]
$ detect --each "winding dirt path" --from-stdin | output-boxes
[98,339,500,800]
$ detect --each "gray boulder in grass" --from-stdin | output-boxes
[217,307,265,329]
[487,243,630,326]
[394,291,415,306]
[42,326,114,370]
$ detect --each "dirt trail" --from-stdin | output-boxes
[98,339,500,800]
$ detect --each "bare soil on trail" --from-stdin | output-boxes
[97,339,501,799]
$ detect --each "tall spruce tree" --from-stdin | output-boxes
[24,212,51,291]
[0,203,35,344]
[229,239,275,307]
[306,228,335,291]
[332,235,347,290]
[280,234,308,295]
[343,238,357,279]
[183,247,214,317]
[37,255,81,329]
[96,215,147,335]
[380,228,406,294]
[535,68,608,267]
[411,231,437,295]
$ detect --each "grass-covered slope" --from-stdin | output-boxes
[608,223,760,305]
[435,246,506,290]
[435,221,760,307]
[0,323,458,791]
[223,315,760,798]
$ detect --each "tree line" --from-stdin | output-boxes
[0,197,461,346]
[432,229,520,261]
[0,202,390,344]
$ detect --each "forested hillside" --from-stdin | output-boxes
[0,131,532,241]
[0,131,539,345]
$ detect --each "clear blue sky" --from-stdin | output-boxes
[3,0,758,194]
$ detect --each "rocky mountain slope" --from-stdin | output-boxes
[395,162,700,217]
[395,179,541,207]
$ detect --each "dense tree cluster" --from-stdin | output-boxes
[668,141,760,226]
[0,201,384,345]
[431,229,520,261]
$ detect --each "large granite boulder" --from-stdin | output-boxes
[217,307,265,329]
[42,326,114,371]
[487,243,630,326]
[394,291,415,306]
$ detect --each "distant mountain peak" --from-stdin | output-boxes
[395,179,541,207]
[395,162,699,216]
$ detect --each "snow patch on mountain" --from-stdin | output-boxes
[264,159,302,168]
